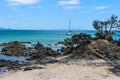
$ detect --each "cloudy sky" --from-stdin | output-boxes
[0,0,120,30]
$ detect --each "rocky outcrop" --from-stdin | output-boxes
[27,42,59,61]
[34,42,60,56]
[61,45,98,60]
[0,60,28,70]
[88,39,120,59]
[0,42,60,71]
[0,41,60,57]
[1,41,33,56]
[88,39,120,77]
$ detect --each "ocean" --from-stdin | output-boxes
[0,30,95,45]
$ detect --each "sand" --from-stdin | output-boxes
[0,59,120,80]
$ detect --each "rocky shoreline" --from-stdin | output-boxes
[0,36,120,77]
[0,41,60,71]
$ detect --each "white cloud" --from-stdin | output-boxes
[93,6,108,10]
[6,0,39,5]
[58,0,80,10]
[59,0,79,5]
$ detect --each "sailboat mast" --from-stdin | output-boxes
[69,19,71,32]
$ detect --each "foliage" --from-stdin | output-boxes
[93,15,120,41]
[71,33,92,45]
[64,33,92,47]
[63,33,92,56]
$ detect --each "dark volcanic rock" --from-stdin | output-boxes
[34,42,60,57]
[46,47,60,56]
[25,42,60,62]
[0,60,27,70]
[35,42,47,54]
[1,41,33,56]
[0,41,60,72]
[0,41,60,63]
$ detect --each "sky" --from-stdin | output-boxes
[0,0,120,30]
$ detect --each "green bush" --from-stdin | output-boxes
[71,33,92,46]
[94,31,113,41]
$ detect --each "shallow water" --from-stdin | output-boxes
[0,54,27,62]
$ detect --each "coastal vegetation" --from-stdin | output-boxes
[93,15,120,41]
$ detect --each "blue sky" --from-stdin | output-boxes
[0,0,120,30]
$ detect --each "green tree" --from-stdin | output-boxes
[93,15,120,41]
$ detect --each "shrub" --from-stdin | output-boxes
[71,33,92,46]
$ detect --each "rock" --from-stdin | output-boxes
[0,60,26,70]
[35,42,47,54]
[1,41,60,57]
[23,67,32,71]
[46,47,60,56]
[88,39,120,59]
[23,66,43,71]
[1,41,35,56]
[111,65,120,76]
[34,42,60,57]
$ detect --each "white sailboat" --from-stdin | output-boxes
[66,19,74,35]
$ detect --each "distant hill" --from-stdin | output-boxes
[0,27,12,30]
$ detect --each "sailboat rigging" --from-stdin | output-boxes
[66,19,74,35]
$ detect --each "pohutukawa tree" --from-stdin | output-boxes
[93,15,120,41]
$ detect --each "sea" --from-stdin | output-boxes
[0,30,96,45]
[0,30,119,76]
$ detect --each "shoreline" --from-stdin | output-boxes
[0,38,120,79]
[0,59,120,80]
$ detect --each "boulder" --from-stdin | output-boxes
[34,42,60,57]
[1,44,28,56]
[0,60,26,70]
[88,39,120,59]
[35,42,47,54]
[1,41,34,56]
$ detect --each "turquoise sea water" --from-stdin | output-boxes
[0,30,95,45]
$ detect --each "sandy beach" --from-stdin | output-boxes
[0,59,119,80]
